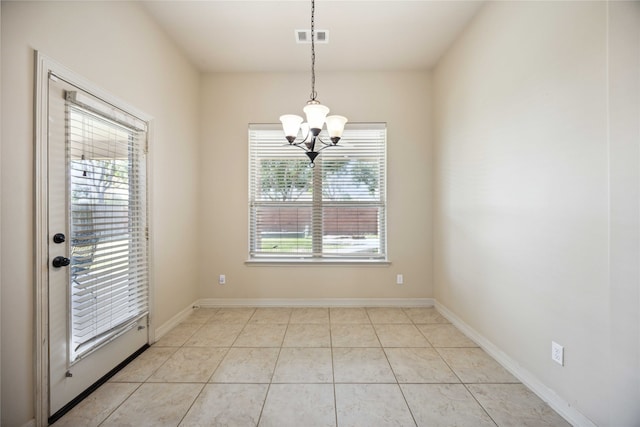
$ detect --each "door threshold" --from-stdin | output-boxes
[48,344,149,425]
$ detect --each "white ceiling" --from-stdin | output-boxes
[141,0,484,73]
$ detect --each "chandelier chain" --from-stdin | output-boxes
[310,0,317,100]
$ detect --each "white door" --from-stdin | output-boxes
[47,74,150,418]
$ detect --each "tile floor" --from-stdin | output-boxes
[54,307,571,427]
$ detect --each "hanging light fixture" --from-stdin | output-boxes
[279,0,348,168]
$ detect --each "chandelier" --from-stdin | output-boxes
[279,0,348,168]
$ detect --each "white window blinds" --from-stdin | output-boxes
[249,123,387,260]
[66,92,149,362]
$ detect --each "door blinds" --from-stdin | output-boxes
[249,123,387,259]
[65,91,149,362]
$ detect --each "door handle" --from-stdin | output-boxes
[52,256,71,268]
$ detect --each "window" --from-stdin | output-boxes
[249,123,387,261]
[66,92,149,361]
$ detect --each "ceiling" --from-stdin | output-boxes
[141,1,484,73]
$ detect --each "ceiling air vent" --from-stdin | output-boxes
[295,29,329,44]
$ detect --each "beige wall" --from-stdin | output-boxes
[0,3,3,422]
[433,1,639,426]
[1,2,201,425]
[607,2,640,424]
[0,4,3,424]
[199,71,432,300]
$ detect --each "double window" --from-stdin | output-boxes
[249,123,387,261]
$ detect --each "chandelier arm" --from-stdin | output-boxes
[314,136,333,147]
[291,134,316,153]
[291,141,312,151]
[290,135,333,150]
[288,130,310,147]
[315,142,338,153]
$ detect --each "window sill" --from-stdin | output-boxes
[245,258,391,266]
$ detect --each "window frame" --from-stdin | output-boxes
[247,122,388,264]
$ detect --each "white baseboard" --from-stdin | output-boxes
[153,303,196,342]
[21,419,35,427]
[154,298,432,341]
[434,301,596,427]
[196,298,434,308]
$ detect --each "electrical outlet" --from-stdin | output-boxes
[396,274,404,285]
[218,274,226,285]
[551,341,564,366]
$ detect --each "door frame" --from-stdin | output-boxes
[34,51,156,426]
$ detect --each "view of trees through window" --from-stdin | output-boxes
[259,158,379,202]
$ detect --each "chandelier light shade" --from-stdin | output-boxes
[325,115,348,141]
[279,0,348,167]
[280,114,304,141]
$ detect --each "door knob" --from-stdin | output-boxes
[52,256,71,268]
[53,233,66,244]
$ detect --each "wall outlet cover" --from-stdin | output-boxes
[551,341,564,366]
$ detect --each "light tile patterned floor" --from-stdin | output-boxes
[54,307,571,427]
